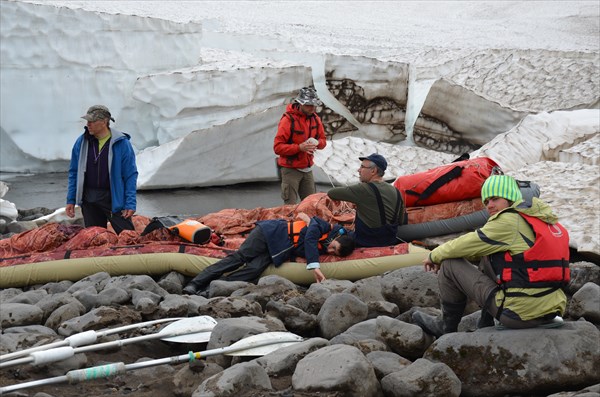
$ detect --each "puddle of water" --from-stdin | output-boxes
[1,173,331,217]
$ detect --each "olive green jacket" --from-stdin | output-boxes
[430,197,567,321]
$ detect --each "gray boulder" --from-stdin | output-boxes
[193,361,272,397]
[381,266,440,312]
[568,282,600,323]
[330,318,380,344]
[0,288,23,302]
[381,358,461,397]
[38,280,74,294]
[0,325,57,354]
[66,272,111,294]
[57,306,142,336]
[44,300,86,330]
[376,316,433,360]
[173,361,224,397]
[153,293,190,318]
[546,383,600,397]
[317,292,368,339]
[292,344,382,396]
[566,262,600,294]
[35,291,77,321]
[131,288,162,315]
[424,321,600,397]
[208,280,251,297]
[197,296,263,318]
[265,299,317,335]
[103,274,168,297]
[366,350,412,379]
[5,288,48,305]
[256,337,329,376]
[367,300,400,319]
[157,271,186,294]
[73,286,130,311]
[0,302,43,328]
[343,276,385,302]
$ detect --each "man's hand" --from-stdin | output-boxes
[65,204,75,218]
[299,141,317,154]
[296,212,311,225]
[121,209,135,219]
[423,256,441,274]
[313,268,326,283]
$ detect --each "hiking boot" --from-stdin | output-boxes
[412,311,444,337]
[182,284,198,295]
[477,309,495,329]
[413,301,467,337]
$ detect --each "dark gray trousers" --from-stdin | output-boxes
[438,258,555,329]
[187,227,273,290]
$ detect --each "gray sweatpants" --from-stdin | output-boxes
[438,258,555,329]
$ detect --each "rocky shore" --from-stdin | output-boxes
[1,225,599,396]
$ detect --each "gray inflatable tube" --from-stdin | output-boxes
[396,181,540,242]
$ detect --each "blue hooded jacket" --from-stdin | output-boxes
[256,216,345,267]
[67,128,137,213]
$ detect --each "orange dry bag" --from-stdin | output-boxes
[169,220,212,245]
[393,157,499,207]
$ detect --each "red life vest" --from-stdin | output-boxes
[288,220,328,249]
[491,212,570,289]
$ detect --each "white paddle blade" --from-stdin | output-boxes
[227,340,300,356]
[161,331,212,343]
[158,316,217,343]
[225,332,304,356]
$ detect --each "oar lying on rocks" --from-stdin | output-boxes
[0,331,303,394]
[0,316,218,369]
[0,316,189,363]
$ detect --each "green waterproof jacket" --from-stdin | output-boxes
[430,197,567,321]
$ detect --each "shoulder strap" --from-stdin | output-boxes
[391,188,401,224]
[285,112,295,144]
[367,183,402,225]
[405,165,463,204]
[367,183,387,225]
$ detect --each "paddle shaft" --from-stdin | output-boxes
[0,317,184,362]
[0,333,301,394]
[0,326,213,369]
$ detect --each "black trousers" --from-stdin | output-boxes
[187,227,272,290]
[81,187,134,235]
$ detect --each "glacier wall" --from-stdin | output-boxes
[0,0,204,171]
[1,0,598,191]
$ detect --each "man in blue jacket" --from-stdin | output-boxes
[182,213,355,295]
[65,105,138,234]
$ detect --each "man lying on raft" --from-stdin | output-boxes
[183,212,355,296]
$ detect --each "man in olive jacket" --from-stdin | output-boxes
[327,153,404,247]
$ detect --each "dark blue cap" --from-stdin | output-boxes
[359,153,387,172]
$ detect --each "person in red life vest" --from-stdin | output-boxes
[413,174,570,337]
[274,87,327,205]
[66,105,138,234]
[182,212,355,296]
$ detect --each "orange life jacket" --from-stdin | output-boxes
[288,220,329,249]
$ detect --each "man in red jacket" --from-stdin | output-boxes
[274,87,327,204]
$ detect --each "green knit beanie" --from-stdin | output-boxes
[481,175,522,203]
